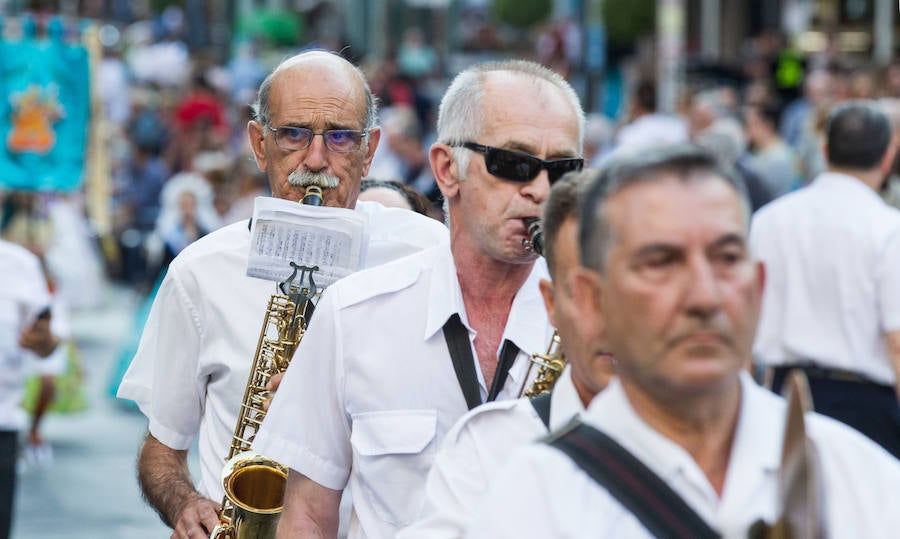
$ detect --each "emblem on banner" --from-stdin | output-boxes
[6,84,65,155]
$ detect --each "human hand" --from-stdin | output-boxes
[19,313,59,358]
[263,372,285,411]
[170,496,221,539]
[28,428,43,447]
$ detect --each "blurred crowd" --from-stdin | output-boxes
[3,4,900,474]
[88,18,900,294]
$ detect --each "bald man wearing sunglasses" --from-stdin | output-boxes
[253,59,585,538]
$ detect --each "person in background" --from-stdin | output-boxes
[358,178,431,215]
[0,238,60,539]
[751,101,900,458]
[743,100,802,198]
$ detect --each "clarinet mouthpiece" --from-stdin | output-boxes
[301,185,324,206]
[523,217,544,256]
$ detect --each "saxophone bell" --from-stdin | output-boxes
[212,187,324,539]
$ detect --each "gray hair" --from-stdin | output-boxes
[252,50,379,131]
[436,59,585,179]
[578,144,750,272]
[542,169,595,278]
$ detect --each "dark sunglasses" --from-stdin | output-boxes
[454,142,583,184]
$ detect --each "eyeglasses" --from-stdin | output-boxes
[454,142,584,184]
[266,125,368,153]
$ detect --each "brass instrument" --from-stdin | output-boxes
[211,186,323,539]
[520,332,566,397]
[519,218,568,397]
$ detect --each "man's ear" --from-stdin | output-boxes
[248,120,268,172]
[879,138,898,178]
[361,126,382,177]
[538,278,557,327]
[431,143,460,200]
[755,259,766,296]
[571,266,606,340]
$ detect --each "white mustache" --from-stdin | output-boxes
[288,170,340,188]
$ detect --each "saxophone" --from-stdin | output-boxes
[211,186,323,539]
[519,217,567,398]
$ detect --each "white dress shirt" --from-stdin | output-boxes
[253,243,553,539]
[0,240,52,431]
[398,367,586,539]
[467,373,900,538]
[117,200,447,500]
[750,172,900,385]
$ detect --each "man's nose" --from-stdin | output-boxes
[684,256,722,318]
[520,169,552,203]
[303,133,329,171]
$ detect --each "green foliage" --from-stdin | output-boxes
[491,0,553,29]
[602,0,656,46]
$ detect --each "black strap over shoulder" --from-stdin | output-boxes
[546,419,720,539]
[530,392,552,429]
[443,314,520,410]
[444,314,482,410]
[487,339,520,402]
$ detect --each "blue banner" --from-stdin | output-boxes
[0,17,91,192]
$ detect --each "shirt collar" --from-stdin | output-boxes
[814,171,884,204]
[423,246,550,357]
[549,366,587,429]
[424,244,467,340]
[584,372,782,500]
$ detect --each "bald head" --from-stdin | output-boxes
[247,50,383,208]
[252,50,378,131]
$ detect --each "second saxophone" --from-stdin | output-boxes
[519,217,567,398]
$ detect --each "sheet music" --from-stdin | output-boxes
[247,196,367,287]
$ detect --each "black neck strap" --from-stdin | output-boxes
[547,419,720,539]
[443,313,520,410]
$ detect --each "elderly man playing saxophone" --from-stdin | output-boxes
[117,50,447,539]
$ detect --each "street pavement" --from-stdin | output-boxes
[13,283,177,539]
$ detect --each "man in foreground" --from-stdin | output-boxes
[468,145,900,538]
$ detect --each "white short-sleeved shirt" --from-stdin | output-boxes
[467,373,900,538]
[0,240,52,431]
[253,243,553,539]
[117,200,447,500]
[750,172,900,384]
[398,367,586,539]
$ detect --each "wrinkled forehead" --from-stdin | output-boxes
[270,56,367,117]
[603,173,749,246]
[478,71,582,150]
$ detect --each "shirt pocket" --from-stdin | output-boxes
[350,409,438,526]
